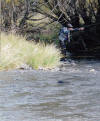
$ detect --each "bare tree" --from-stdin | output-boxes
[0,0,30,32]
[28,0,100,53]
[31,0,99,26]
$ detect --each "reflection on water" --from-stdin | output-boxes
[0,60,100,121]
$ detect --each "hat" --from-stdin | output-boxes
[67,24,73,28]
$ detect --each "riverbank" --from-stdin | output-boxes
[0,33,61,70]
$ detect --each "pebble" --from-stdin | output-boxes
[17,64,33,70]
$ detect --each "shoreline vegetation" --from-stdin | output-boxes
[0,32,61,71]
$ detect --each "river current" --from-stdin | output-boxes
[0,60,100,121]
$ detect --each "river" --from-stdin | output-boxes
[0,59,100,121]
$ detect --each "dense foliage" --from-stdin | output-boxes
[1,0,100,53]
[1,0,100,30]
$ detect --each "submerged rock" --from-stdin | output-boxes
[58,81,64,83]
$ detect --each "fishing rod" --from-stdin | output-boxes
[83,22,100,28]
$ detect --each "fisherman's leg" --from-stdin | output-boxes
[59,39,67,57]
[59,39,68,61]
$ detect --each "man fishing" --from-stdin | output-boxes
[59,24,84,61]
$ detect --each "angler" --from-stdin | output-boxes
[59,24,84,61]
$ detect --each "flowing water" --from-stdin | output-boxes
[0,60,100,121]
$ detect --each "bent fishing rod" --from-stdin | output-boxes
[82,22,100,29]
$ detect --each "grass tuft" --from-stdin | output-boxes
[0,33,61,70]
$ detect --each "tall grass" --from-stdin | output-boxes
[0,33,61,70]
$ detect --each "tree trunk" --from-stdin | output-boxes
[96,3,100,35]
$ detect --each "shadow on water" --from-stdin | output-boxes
[0,58,100,121]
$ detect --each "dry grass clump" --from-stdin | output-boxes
[0,33,61,70]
